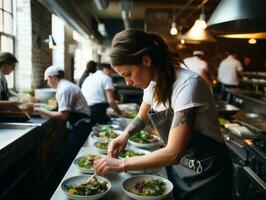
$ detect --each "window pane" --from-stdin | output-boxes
[0,11,3,32]
[1,35,13,52]
[3,12,12,34]
[0,0,2,9]
[3,0,12,12]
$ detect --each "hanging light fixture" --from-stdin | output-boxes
[207,0,266,39]
[170,0,178,35]
[181,5,216,43]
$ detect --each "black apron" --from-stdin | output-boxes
[90,102,111,124]
[0,75,9,100]
[148,109,232,200]
[68,112,92,144]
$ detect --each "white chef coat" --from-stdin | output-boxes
[143,68,222,143]
[56,79,90,116]
[182,56,208,75]
[218,55,243,86]
[81,70,114,106]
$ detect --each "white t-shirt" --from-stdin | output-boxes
[56,79,90,116]
[182,56,208,75]
[81,70,114,105]
[143,68,222,142]
[218,55,243,85]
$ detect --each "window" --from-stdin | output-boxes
[0,0,15,88]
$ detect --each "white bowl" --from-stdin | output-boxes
[122,175,173,200]
[35,88,56,103]
[92,124,120,130]
[91,129,123,141]
[128,135,160,149]
[61,175,111,200]
[119,147,151,174]
[73,154,103,174]
[93,141,109,154]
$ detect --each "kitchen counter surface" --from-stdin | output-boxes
[51,135,175,200]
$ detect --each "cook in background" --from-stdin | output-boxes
[34,65,92,157]
[81,63,124,124]
[0,52,34,112]
[182,50,210,85]
[218,49,243,98]
[78,60,97,87]
[94,29,232,200]
[0,52,19,100]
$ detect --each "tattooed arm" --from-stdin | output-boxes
[99,107,199,174]
[107,101,151,157]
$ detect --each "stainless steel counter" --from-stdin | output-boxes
[0,122,37,151]
[51,135,174,200]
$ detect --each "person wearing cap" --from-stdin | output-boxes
[81,63,124,124]
[182,50,210,84]
[34,65,92,152]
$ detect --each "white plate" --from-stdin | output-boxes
[92,124,120,130]
[122,175,173,200]
[128,135,160,149]
[93,141,109,154]
[91,130,123,141]
[61,175,111,200]
[119,147,152,174]
[73,154,103,174]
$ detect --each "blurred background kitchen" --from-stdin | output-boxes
[0,0,266,200]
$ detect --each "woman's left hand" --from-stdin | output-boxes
[93,157,125,176]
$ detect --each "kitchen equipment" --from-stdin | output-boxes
[35,88,56,103]
[216,101,240,118]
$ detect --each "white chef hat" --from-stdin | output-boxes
[193,50,204,56]
[44,65,64,80]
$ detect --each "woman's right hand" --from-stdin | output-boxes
[107,132,129,158]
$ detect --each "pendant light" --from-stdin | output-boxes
[170,0,178,35]
[181,6,216,43]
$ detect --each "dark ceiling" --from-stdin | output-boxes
[39,0,221,45]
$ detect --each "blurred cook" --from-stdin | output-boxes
[81,63,123,124]
[34,65,92,143]
[182,50,210,84]
[0,52,19,100]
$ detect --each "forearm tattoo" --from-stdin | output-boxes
[125,117,145,137]
[171,107,197,129]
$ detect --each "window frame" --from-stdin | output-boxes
[0,0,16,89]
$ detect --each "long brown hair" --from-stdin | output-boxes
[110,29,182,107]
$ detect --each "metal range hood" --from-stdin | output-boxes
[207,0,266,39]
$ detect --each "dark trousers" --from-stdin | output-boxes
[65,120,92,165]
[90,103,111,124]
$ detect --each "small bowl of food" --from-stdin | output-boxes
[91,128,122,141]
[119,147,151,174]
[129,130,160,149]
[122,175,173,200]
[74,154,103,174]
[61,175,111,200]
[93,140,109,154]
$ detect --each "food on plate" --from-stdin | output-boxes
[95,140,109,150]
[129,130,159,144]
[129,178,166,196]
[94,128,118,139]
[76,155,102,169]
[120,150,145,158]
[66,176,108,196]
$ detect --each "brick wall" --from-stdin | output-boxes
[31,0,52,88]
